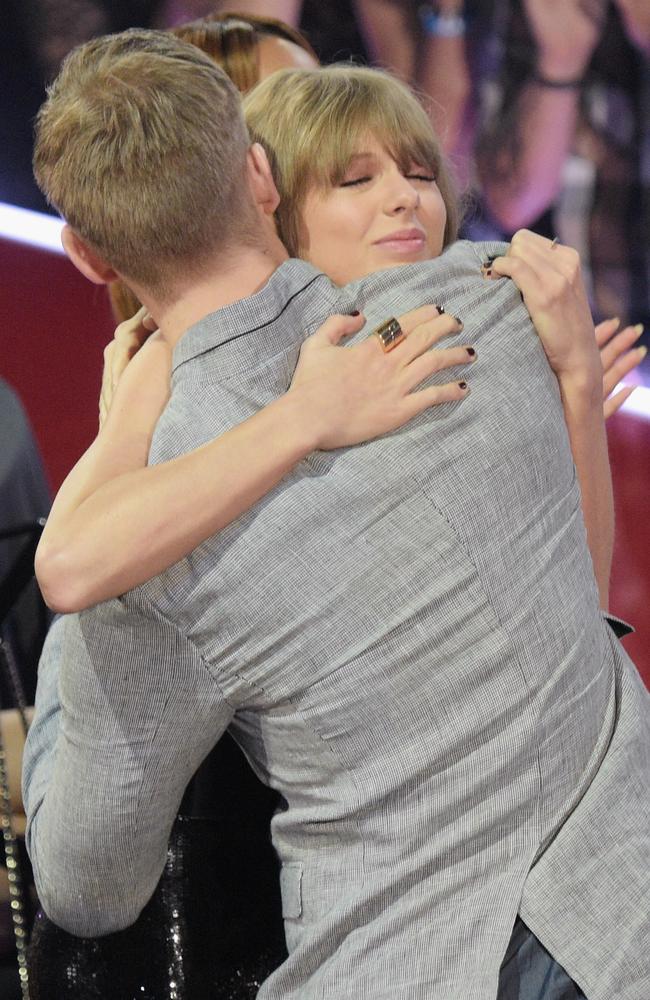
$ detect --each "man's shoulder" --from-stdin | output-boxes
[346,241,508,304]
[343,241,524,339]
[172,259,342,373]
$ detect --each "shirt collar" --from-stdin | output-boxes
[172,259,329,373]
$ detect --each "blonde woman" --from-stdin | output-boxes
[36,65,639,614]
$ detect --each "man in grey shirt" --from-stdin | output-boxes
[23,29,649,1000]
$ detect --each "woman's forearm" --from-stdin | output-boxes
[35,391,318,613]
[36,307,472,613]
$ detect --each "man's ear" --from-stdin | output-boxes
[61,225,119,285]
[247,143,280,215]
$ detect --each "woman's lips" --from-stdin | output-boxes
[374,229,427,254]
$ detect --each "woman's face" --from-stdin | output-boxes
[299,135,447,286]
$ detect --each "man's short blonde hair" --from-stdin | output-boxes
[244,65,459,258]
[34,29,255,298]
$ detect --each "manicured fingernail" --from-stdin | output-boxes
[482,268,492,278]
[349,310,360,316]
[455,316,464,329]
[638,346,648,358]
[466,347,476,358]
[458,381,468,390]
[435,304,445,314]
[634,323,644,335]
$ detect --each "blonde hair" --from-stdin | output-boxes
[34,29,255,300]
[244,65,459,257]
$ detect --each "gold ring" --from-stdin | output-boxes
[550,236,559,250]
[372,317,406,353]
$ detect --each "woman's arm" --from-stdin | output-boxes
[36,306,473,613]
[477,0,603,231]
[486,230,613,606]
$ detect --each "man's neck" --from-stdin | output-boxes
[141,238,290,349]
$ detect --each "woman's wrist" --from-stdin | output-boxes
[274,388,324,456]
[556,362,603,411]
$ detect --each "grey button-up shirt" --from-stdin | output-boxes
[24,243,650,999]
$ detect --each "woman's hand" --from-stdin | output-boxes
[485,231,645,419]
[289,306,474,450]
[596,317,645,418]
[99,306,158,426]
[485,229,601,394]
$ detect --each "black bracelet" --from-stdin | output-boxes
[532,70,583,89]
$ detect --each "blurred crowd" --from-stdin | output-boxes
[2,0,649,332]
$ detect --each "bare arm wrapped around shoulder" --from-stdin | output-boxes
[35,305,473,613]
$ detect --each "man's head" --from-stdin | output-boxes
[33,29,265,301]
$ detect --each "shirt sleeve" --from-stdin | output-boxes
[23,598,234,937]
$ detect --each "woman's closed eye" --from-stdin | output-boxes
[340,175,373,188]
[404,165,437,182]
[340,172,436,188]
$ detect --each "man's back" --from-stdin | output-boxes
[27,243,648,999]
[137,242,615,997]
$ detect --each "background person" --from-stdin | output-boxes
[475,0,650,336]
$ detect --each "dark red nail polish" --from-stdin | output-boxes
[458,381,468,390]
[466,347,476,358]
[435,304,445,314]
[349,309,360,316]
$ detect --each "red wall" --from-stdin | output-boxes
[1,234,648,683]
[0,237,114,492]
[608,411,650,677]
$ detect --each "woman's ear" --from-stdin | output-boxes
[61,225,119,285]
[247,143,281,215]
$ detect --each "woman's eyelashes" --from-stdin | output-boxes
[339,170,436,188]
[340,175,372,187]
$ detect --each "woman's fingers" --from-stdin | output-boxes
[399,379,470,419]
[360,308,471,393]
[603,384,637,420]
[393,310,464,362]
[602,345,647,398]
[308,312,366,346]
[595,316,621,348]
[99,306,159,424]
[598,321,645,413]
[110,306,158,386]
[598,322,644,374]
[99,342,115,428]
[402,344,476,392]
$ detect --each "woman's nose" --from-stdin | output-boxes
[384,175,420,214]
